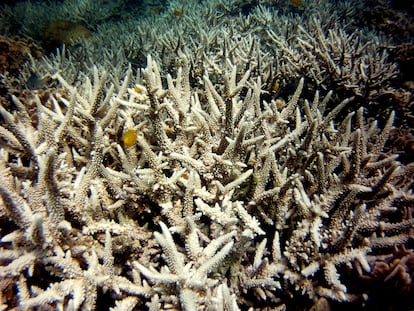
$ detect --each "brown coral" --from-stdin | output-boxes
[390,44,414,81]
[0,36,43,75]
[387,128,414,164]
[371,245,414,292]
[42,19,92,51]
[360,1,414,44]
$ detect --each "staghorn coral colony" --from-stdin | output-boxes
[0,0,413,310]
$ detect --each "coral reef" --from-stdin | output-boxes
[0,53,413,309]
[0,0,413,310]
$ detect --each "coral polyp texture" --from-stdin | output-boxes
[0,0,413,310]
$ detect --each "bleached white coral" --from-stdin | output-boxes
[0,0,412,310]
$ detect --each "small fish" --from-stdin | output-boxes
[126,51,146,68]
[69,43,83,53]
[123,129,138,147]
[25,73,45,90]
[173,9,184,16]
[272,79,281,92]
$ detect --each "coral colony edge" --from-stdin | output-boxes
[0,0,413,310]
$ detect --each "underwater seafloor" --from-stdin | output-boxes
[0,0,413,310]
